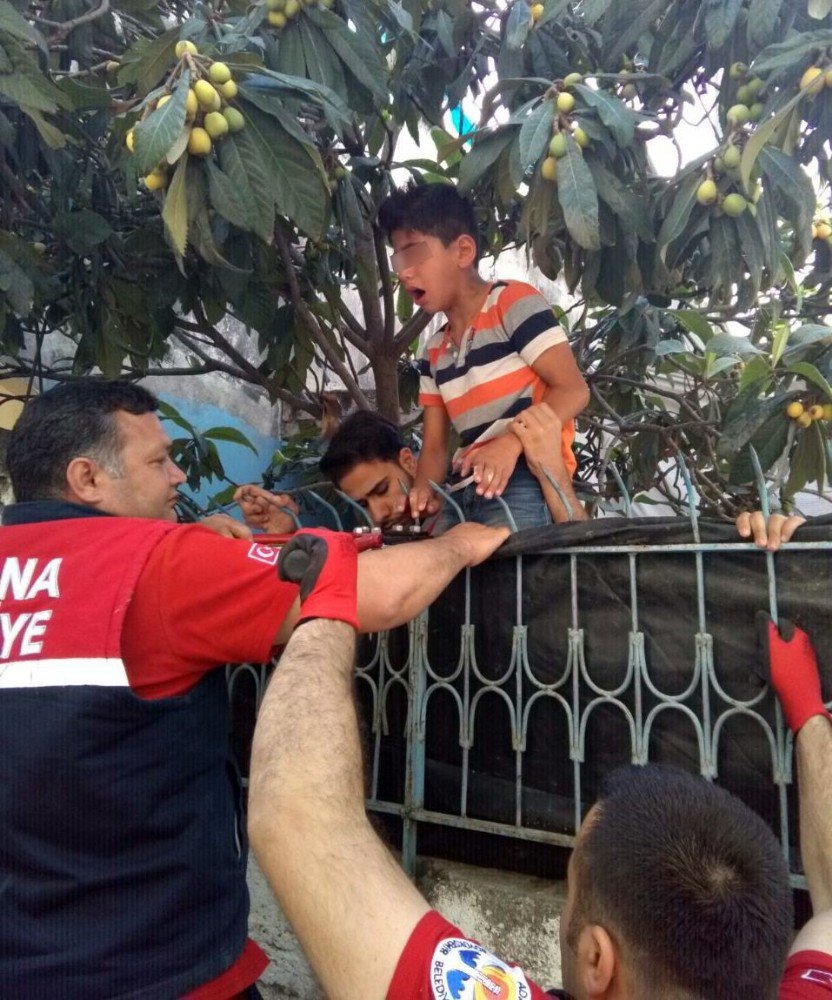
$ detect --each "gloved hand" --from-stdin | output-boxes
[755,612,829,734]
[278,528,359,630]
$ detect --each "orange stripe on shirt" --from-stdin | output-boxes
[445,366,538,419]
[419,392,444,407]
[476,282,542,333]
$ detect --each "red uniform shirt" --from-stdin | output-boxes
[780,951,832,998]
[390,913,832,1000]
[388,911,553,999]
[123,525,299,997]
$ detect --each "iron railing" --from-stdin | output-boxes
[227,454,830,889]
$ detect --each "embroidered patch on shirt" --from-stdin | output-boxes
[247,543,280,567]
[430,937,532,1000]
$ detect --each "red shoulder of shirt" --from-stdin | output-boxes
[779,950,832,998]
[122,525,299,699]
[387,910,552,999]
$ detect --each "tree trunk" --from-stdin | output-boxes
[372,352,401,423]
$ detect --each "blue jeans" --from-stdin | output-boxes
[432,457,552,533]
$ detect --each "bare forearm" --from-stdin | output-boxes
[414,444,448,486]
[248,620,429,999]
[538,470,588,523]
[796,715,832,912]
[355,533,471,631]
[540,382,588,423]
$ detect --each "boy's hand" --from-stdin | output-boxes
[404,478,442,520]
[234,484,299,534]
[456,434,523,499]
[508,403,562,478]
[736,510,805,552]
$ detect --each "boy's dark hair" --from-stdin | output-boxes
[7,379,159,502]
[377,183,479,256]
[320,411,406,485]
[570,765,792,1000]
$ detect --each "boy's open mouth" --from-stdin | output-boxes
[410,288,426,306]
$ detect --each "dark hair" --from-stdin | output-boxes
[6,379,159,502]
[570,765,792,1000]
[319,411,406,485]
[377,182,479,255]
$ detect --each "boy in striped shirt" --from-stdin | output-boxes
[379,183,589,531]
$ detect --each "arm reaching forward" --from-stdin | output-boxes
[248,618,431,999]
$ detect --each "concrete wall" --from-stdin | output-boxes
[248,854,566,999]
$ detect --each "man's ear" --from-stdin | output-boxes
[398,447,418,477]
[456,234,478,268]
[64,456,107,505]
[575,923,617,997]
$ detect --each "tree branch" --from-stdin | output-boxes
[374,228,396,342]
[38,0,111,44]
[275,227,371,410]
[177,314,322,417]
[394,309,432,353]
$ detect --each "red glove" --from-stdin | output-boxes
[756,612,830,734]
[278,528,359,630]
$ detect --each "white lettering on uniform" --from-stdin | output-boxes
[0,558,38,601]
[27,559,61,599]
[0,613,31,658]
[20,610,52,655]
[0,557,62,602]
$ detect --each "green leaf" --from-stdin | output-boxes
[556,135,600,251]
[225,131,276,244]
[162,154,189,259]
[787,362,832,401]
[238,69,350,130]
[0,248,33,315]
[133,69,189,176]
[770,322,790,366]
[758,147,814,261]
[297,18,347,95]
[728,410,789,484]
[0,0,42,45]
[747,0,783,48]
[19,105,66,149]
[703,0,743,49]
[205,158,257,234]
[133,27,179,97]
[53,210,112,253]
[785,420,826,496]
[734,210,765,296]
[587,161,654,243]
[719,389,787,456]
[218,136,272,244]
[671,309,714,344]
[306,5,387,102]
[574,83,638,146]
[707,332,763,357]
[458,128,517,193]
[784,325,832,356]
[240,104,328,241]
[505,0,532,48]
[657,173,700,259]
[518,101,554,172]
[750,29,832,76]
[0,36,71,112]
[739,88,802,192]
[204,425,258,453]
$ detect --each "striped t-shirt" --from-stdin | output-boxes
[417,280,577,474]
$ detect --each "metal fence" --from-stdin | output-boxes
[227,461,831,890]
